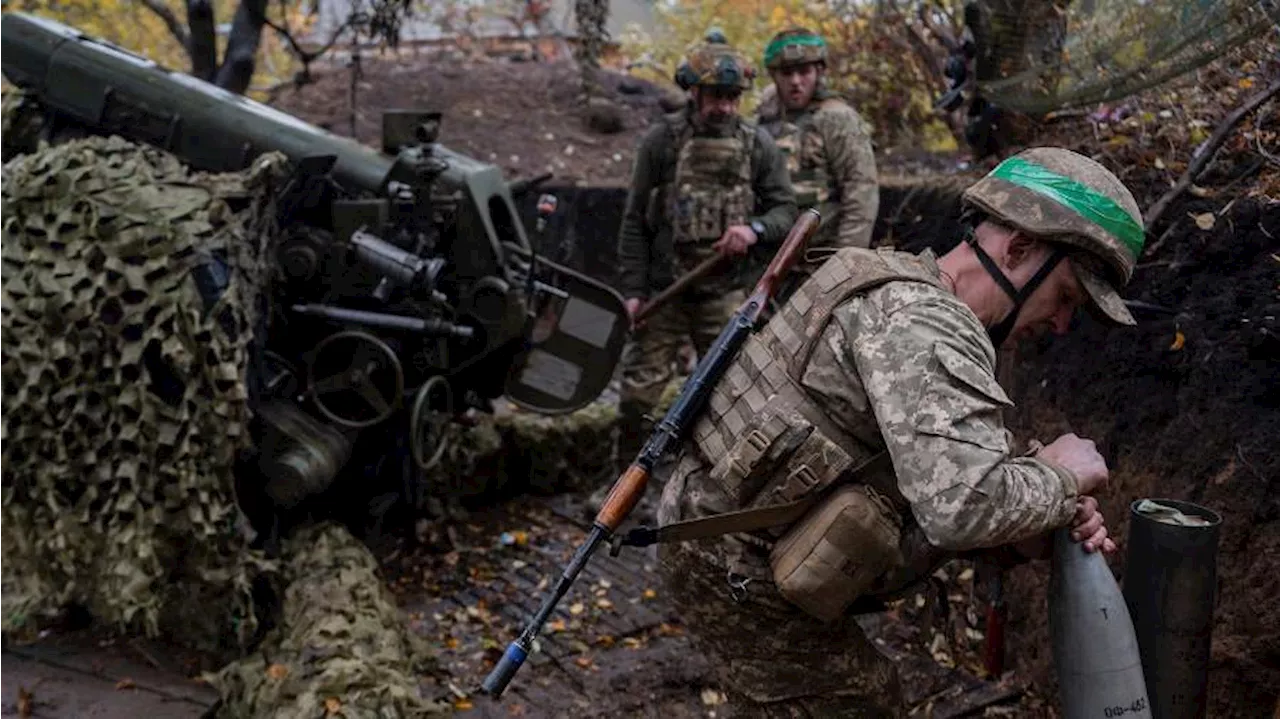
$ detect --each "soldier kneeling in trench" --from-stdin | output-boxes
[653,147,1142,716]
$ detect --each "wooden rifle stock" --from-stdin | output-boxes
[480,209,822,699]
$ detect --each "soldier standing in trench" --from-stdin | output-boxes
[752,28,881,307]
[757,27,879,252]
[652,147,1143,716]
[588,32,798,516]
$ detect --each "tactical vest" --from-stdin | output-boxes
[765,99,841,209]
[662,113,756,276]
[679,247,946,531]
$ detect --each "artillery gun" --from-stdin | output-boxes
[0,12,629,540]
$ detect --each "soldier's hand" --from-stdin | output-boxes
[625,298,645,329]
[1037,433,1109,496]
[713,225,758,257]
[1069,496,1117,555]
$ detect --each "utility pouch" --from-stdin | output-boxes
[769,484,904,622]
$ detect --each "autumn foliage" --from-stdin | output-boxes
[617,0,962,152]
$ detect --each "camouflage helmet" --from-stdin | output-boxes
[763,27,828,70]
[962,147,1145,325]
[674,29,756,92]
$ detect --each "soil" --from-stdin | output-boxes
[270,54,678,188]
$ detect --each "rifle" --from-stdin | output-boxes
[480,208,823,698]
[632,254,725,326]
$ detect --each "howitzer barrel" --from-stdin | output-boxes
[0,11,529,256]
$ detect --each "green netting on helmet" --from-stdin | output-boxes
[991,156,1145,257]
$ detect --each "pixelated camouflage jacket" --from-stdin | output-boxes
[757,87,879,250]
[615,105,798,299]
[657,248,1080,597]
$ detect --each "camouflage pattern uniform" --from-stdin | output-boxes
[758,28,879,251]
[613,33,797,476]
[655,147,1147,715]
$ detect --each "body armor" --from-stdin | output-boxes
[762,99,841,209]
[661,113,756,277]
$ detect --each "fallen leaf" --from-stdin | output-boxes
[455,699,475,710]
[701,689,727,706]
[569,602,585,615]
[575,656,594,669]
[325,697,342,715]
[642,588,657,600]
[595,598,614,610]
[1239,77,1255,89]
[958,567,974,582]
[1154,157,1166,169]
[1170,331,1186,351]
[446,636,460,649]
[1191,212,1215,230]
[267,663,289,680]
[1189,184,1213,198]
[17,686,32,718]
[596,634,616,647]
[115,678,136,690]
[622,637,644,649]
[547,619,567,633]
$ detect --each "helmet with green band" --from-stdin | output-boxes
[675,29,755,92]
[962,147,1146,325]
[764,28,828,70]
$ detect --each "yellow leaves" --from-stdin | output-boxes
[454,699,475,711]
[115,678,136,690]
[642,588,657,600]
[574,655,594,669]
[568,602,585,616]
[1170,330,1186,351]
[547,619,567,633]
[266,663,290,680]
[595,597,614,610]
[1239,78,1255,90]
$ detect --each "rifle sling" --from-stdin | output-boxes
[620,452,892,548]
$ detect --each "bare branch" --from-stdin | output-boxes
[138,0,191,50]
[1144,78,1280,238]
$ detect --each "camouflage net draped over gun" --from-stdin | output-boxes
[208,523,450,718]
[972,0,1280,114]
[0,133,284,654]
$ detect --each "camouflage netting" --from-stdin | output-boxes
[208,523,450,718]
[973,0,1280,114]
[417,379,685,500]
[0,134,286,654]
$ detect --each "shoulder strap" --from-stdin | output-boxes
[787,248,944,378]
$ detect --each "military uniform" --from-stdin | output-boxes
[757,86,879,251]
[612,43,798,476]
[651,146,1148,715]
[655,247,1078,715]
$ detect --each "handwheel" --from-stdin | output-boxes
[307,330,405,429]
[410,375,454,471]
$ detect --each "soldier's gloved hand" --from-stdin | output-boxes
[1036,432,1109,496]
[625,298,645,329]
[1069,496,1117,555]
[713,225,758,257]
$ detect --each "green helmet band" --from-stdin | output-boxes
[764,33,826,69]
[989,156,1145,257]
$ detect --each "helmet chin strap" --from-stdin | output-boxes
[964,229,1066,349]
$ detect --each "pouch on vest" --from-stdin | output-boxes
[707,405,813,507]
[770,483,904,622]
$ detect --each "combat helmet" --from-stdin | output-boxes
[674,29,755,92]
[763,27,828,70]
[962,147,1145,329]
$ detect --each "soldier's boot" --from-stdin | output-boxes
[583,399,653,522]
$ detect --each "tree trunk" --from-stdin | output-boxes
[186,0,218,82]
[574,0,609,105]
[215,0,271,94]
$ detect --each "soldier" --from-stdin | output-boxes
[757,28,879,252]
[653,147,1144,716]
[596,31,797,513]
